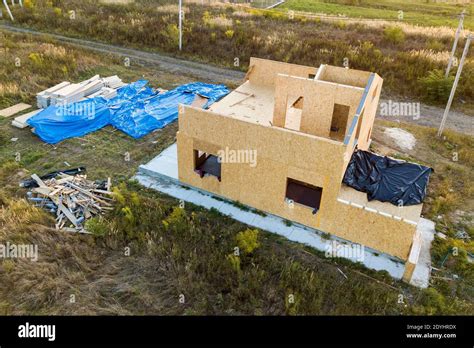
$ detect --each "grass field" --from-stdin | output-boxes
[6,0,474,115]
[0,31,473,315]
[280,0,473,29]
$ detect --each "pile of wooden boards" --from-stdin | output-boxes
[27,173,114,234]
[9,75,126,129]
[36,75,125,109]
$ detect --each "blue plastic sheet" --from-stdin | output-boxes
[27,98,111,144]
[27,81,229,143]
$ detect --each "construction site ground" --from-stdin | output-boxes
[0,29,472,315]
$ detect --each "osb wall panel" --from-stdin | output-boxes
[342,74,383,168]
[331,202,415,260]
[248,57,317,88]
[320,65,371,88]
[355,74,383,151]
[178,105,411,260]
[274,75,334,137]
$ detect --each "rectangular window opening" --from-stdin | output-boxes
[285,178,322,214]
[194,150,221,181]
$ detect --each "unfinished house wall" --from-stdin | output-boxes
[247,57,318,87]
[177,105,415,260]
[272,74,364,140]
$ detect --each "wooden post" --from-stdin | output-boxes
[445,10,465,78]
[178,0,182,51]
[438,34,471,137]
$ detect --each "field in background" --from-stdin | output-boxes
[6,0,474,114]
[280,0,473,29]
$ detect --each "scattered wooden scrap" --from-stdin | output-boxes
[26,173,114,234]
[0,103,32,118]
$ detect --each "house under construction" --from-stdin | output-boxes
[173,58,429,283]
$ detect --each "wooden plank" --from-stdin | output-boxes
[31,174,47,188]
[11,109,41,128]
[32,187,52,196]
[0,103,31,118]
[58,201,79,227]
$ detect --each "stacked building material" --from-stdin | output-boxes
[102,75,126,89]
[86,87,117,100]
[25,172,114,233]
[36,81,71,108]
[11,109,42,129]
[35,75,124,109]
[51,80,104,106]
[0,103,32,118]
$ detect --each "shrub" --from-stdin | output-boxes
[418,69,454,103]
[160,24,179,48]
[419,287,446,315]
[383,26,405,44]
[85,216,109,237]
[28,52,44,68]
[162,206,186,231]
[24,0,35,9]
[226,254,241,274]
[225,30,234,39]
[236,228,260,254]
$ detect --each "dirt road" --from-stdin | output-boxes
[1,24,472,135]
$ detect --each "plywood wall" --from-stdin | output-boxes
[320,65,371,88]
[178,105,414,260]
[273,74,364,139]
[248,57,317,88]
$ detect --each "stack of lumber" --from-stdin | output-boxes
[51,80,104,106]
[102,75,126,89]
[35,75,125,108]
[26,173,114,233]
[86,87,117,100]
[37,81,71,108]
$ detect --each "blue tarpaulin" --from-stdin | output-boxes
[27,81,229,144]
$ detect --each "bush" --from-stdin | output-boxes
[418,69,454,103]
[24,0,35,9]
[85,216,109,237]
[383,26,405,44]
[225,30,234,39]
[236,228,260,254]
[160,24,179,48]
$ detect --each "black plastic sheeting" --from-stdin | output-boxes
[20,167,86,188]
[343,150,432,206]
